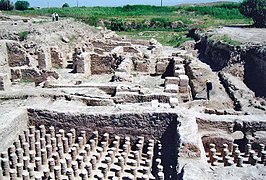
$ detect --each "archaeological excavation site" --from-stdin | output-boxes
[0,14,265,180]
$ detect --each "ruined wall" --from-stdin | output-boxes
[90,53,113,74]
[6,40,29,67]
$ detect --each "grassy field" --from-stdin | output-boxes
[5,3,251,47]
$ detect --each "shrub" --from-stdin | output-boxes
[0,0,14,10]
[15,0,29,10]
[239,0,266,27]
[109,18,126,31]
[18,31,28,41]
[82,16,99,27]
[62,3,69,8]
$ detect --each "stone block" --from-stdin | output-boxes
[50,46,64,68]
[10,68,21,81]
[37,47,52,70]
[73,52,91,76]
[116,85,140,93]
[179,85,190,93]
[0,73,11,90]
[173,57,185,64]
[155,61,168,75]
[116,57,133,73]
[165,77,180,86]
[175,64,184,70]
[112,72,133,82]
[134,59,150,73]
[174,69,185,77]
[111,46,124,56]
[123,46,139,53]
[169,97,179,108]
[90,53,113,74]
[164,84,179,94]
[179,75,189,87]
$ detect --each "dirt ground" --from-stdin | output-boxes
[211,27,266,44]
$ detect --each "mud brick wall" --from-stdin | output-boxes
[6,40,28,67]
[92,41,116,52]
[90,54,113,74]
[27,109,179,141]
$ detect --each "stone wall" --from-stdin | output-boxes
[6,40,29,67]
[50,46,64,68]
[90,53,113,74]
[37,47,52,70]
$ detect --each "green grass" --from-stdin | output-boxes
[4,3,252,47]
[209,34,241,46]
[18,31,29,41]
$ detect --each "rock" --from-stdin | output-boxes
[164,84,179,94]
[112,72,133,82]
[61,36,70,43]
[179,75,189,87]
[169,97,179,108]
[165,77,180,86]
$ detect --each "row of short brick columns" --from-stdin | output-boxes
[0,125,166,179]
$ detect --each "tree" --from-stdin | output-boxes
[15,0,29,10]
[239,0,266,28]
[0,0,14,10]
[62,3,69,8]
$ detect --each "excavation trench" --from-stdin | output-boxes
[1,108,181,179]
[188,29,266,98]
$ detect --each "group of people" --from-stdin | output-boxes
[52,12,59,21]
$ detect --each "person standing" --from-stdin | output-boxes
[206,80,213,100]
[55,13,59,21]
[52,13,55,21]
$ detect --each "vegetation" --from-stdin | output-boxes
[239,0,266,28]
[62,3,70,8]
[0,0,14,10]
[5,3,252,46]
[18,31,29,41]
[15,0,29,10]
[209,34,241,46]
